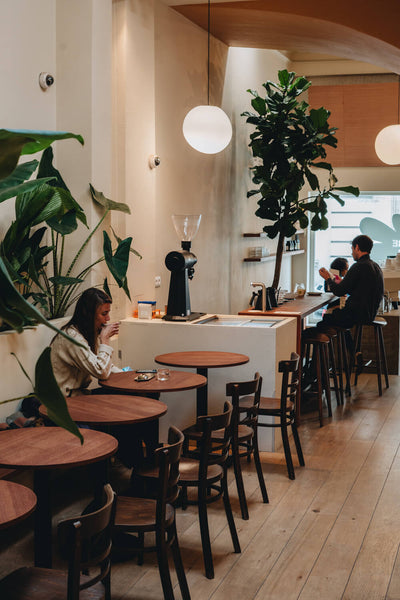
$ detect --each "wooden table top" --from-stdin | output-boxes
[0,480,37,530]
[238,293,334,319]
[155,350,249,369]
[0,427,118,470]
[40,394,167,425]
[100,370,207,393]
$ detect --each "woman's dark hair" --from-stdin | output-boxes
[65,288,112,351]
[330,257,349,276]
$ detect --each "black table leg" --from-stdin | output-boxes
[196,367,208,416]
[33,469,52,568]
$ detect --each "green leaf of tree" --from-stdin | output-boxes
[34,348,83,443]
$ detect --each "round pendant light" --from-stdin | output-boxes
[375,77,400,165]
[183,105,232,154]
[375,124,400,165]
[182,0,232,154]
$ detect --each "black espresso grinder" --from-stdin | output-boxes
[163,215,205,321]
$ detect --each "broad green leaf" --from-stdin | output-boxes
[0,129,84,179]
[103,277,112,298]
[278,69,292,87]
[37,147,69,191]
[103,231,132,300]
[332,185,360,197]
[89,184,131,214]
[0,255,84,344]
[251,97,267,116]
[34,348,83,443]
[0,159,38,188]
[49,275,84,285]
[0,177,54,204]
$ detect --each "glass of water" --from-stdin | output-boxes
[157,368,170,381]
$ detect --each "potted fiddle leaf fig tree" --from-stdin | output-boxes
[242,69,360,290]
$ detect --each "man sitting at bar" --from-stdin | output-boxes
[318,234,384,331]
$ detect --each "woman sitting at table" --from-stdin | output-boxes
[50,287,155,468]
[51,287,121,397]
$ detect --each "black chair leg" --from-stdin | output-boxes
[291,421,305,467]
[328,338,341,406]
[232,439,249,520]
[378,326,389,389]
[315,346,324,427]
[156,529,175,600]
[170,520,191,600]
[374,325,383,396]
[221,469,241,555]
[280,422,295,480]
[252,430,269,503]
[197,486,214,579]
[321,344,332,417]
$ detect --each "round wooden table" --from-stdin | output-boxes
[40,394,168,426]
[0,427,118,568]
[99,370,207,395]
[0,480,37,530]
[155,351,249,416]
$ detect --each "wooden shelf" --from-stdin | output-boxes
[243,250,304,262]
[243,232,268,238]
[243,230,304,238]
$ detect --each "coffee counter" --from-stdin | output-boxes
[115,314,297,450]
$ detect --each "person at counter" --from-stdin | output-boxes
[317,235,384,333]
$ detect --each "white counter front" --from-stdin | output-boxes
[117,314,296,450]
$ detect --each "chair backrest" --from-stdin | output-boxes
[57,483,116,600]
[189,401,233,478]
[278,352,300,413]
[155,426,185,519]
[226,372,262,429]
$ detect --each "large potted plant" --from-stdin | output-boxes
[242,69,359,290]
[0,129,138,440]
[0,146,140,320]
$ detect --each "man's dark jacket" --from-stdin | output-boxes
[326,254,384,325]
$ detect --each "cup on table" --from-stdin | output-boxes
[157,368,170,381]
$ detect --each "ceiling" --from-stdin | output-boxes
[166,1,400,74]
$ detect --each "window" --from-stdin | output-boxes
[309,193,400,291]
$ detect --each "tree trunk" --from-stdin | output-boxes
[272,231,285,289]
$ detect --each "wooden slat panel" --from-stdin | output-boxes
[309,82,399,167]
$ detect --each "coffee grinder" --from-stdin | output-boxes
[163,214,205,321]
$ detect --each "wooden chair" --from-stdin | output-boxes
[243,353,304,480]
[215,373,269,520]
[0,484,116,600]
[113,426,190,600]
[179,401,241,579]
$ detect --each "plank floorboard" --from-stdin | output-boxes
[1,373,400,599]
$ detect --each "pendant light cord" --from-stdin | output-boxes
[207,0,210,105]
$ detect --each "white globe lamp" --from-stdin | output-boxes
[183,105,232,154]
[375,124,400,165]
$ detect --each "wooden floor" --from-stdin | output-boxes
[1,372,400,599]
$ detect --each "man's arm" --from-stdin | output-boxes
[319,264,358,297]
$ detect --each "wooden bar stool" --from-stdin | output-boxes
[353,318,389,396]
[319,327,342,406]
[301,329,332,427]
